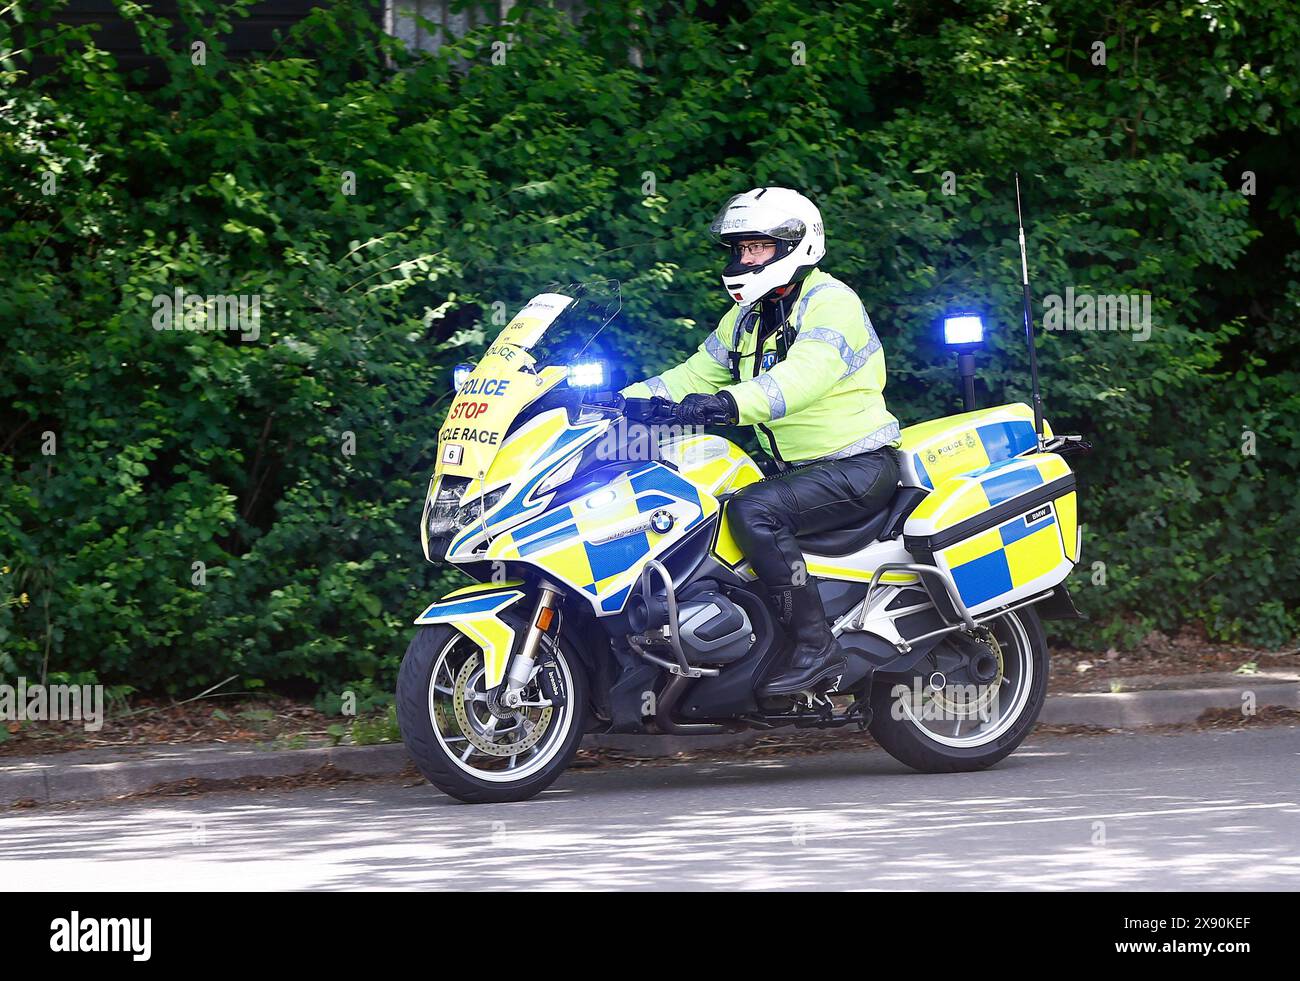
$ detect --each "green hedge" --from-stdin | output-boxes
[1,0,1297,699]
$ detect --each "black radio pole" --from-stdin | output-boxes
[1015,172,1045,439]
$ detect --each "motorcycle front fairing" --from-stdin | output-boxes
[415,285,736,687]
[433,406,725,619]
[419,291,587,564]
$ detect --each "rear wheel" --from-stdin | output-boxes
[867,606,1049,773]
[396,613,588,803]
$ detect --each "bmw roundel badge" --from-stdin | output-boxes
[649,509,675,534]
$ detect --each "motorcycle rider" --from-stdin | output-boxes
[622,187,902,697]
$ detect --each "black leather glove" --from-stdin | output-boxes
[673,391,739,426]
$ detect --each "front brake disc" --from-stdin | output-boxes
[452,653,552,757]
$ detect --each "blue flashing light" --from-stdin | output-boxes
[943,313,984,348]
[567,360,607,389]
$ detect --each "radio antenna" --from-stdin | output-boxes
[1015,172,1045,439]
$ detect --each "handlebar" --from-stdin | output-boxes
[525,380,696,428]
[616,396,681,424]
[531,386,682,426]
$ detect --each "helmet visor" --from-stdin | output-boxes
[709,194,808,243]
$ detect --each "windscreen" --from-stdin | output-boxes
[523,279,621,369]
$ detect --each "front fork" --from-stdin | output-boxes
[495,584,562,711]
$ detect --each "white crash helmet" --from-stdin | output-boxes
[708,187,825,305]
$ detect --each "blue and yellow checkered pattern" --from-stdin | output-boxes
[904,452,1078,616]
[484,461,718,616]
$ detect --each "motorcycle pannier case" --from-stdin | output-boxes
[903,453,1079,619]
[898,402,1052,489]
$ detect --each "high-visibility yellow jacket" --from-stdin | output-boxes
[624,268,900,464]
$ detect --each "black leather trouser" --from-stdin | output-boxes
[728,447,902,589]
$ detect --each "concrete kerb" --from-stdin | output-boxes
[1039,678,1300,727]
[3,742,415,808]
[2,677,1295,807]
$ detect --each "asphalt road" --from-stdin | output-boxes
[3,726,1297,890]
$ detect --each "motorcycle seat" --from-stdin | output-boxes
[795,486,929,556]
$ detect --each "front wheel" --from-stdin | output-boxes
[396,614,588,803]
[866,606,1050,773]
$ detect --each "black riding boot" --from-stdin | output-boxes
[759,584,848,696]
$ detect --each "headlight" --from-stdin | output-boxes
[458,487,508,528]
[425,479,507,541]
[426,484,466,538]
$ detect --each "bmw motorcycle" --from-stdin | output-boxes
[398,282,1089,803]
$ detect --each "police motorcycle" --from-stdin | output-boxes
[398,274,1091,803]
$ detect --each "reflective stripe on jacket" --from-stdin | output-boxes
[623,268,900,463]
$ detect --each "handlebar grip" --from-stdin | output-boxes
[622,396,679,424]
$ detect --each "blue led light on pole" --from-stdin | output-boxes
[942,312,984,411]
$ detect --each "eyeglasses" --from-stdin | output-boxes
[733,241,775,257]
